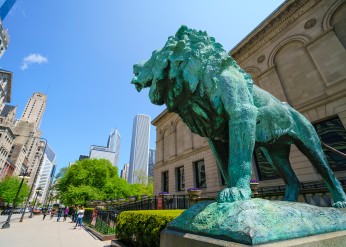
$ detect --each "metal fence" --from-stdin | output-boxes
[257,177,346,195]
[110,195,189,212]
[84,209,118,235]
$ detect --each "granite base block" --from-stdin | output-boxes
[160,229,346,247]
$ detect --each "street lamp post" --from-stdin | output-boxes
[19,137,47,222]
[2,169,30,229]
[28,187,42,218]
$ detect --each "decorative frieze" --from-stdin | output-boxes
[231,0,322,63]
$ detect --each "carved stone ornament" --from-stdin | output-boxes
[304,18,316,29]
[257,55,265,63]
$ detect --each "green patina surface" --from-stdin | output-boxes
[167,199,346,245]
[131,25,346,243]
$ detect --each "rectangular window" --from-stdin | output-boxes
[162,171,169,193]
[313,116,346,172]
[176,166,185,191]
[194,160,207,189]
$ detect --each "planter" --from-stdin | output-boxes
[187,190,202,197]
[118,198,125,203]
[250,182,259,196]
[128,197,136,202]
[141,194,149,200]
[159,193,170,197]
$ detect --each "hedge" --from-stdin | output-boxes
[115,210,184,247]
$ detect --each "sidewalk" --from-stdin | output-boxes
[0,214,111,247]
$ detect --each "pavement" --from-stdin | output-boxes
[0,214,111,247]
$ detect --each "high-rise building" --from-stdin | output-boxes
[35,143,56,204]
[120,163,129,181]
[21,92,47,128]
[0,0,17,21]
[89,145,116,166]
[128,114,150,184]
[0,0,17,57]
[148,149,155,178]
[86,129,121,167]
[0,69,12,112]
[107,129,121,167]
[78,155,89,161]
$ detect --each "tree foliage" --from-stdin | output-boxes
[56,159,153,205]
[0,176,30,205]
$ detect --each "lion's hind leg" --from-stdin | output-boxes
[293,135,346,208]
[262,145,300,201]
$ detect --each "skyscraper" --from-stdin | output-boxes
[35,142,56,204]
[120,163,129,181]
[148,149,156,178]
[0,0,17,21]
[0,0,18,57]
[89,145,116,166]
[128,114,150,184]
[21,92,47,128]
[107,129,121,167]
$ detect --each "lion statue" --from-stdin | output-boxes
[131,25,346,208]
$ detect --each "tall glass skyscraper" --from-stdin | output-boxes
[35,142,56,204]
[107,129,121,167]
[128,114,150,184]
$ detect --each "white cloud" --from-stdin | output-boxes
[20,53,48,70]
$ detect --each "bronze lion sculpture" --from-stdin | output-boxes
[131,25,346,208]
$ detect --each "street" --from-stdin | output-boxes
[0,214,111,247]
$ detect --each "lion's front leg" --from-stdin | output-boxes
[217,106,257,203]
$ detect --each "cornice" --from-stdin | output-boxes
[296,88,346,113]
[151,109,169,126]
[230,0,323,63]
[154,145,210,169]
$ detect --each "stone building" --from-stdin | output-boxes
[152,0,346,202]
[0,70,12,111]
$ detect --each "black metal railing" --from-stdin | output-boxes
[84,210,118,235]
[110,195,189,212]
[257,177,346,195]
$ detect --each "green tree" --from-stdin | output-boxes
[57,159,134,205]
[0,176,30,206]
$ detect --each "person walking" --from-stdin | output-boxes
[42,208,48,220]
[74,206,84,229]
[57,208,63,222]
[71,205,77,223]
[63,207,69,222]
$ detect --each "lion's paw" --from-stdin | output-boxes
[332,201,346,208]
[217,187,251,203]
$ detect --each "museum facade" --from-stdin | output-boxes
[152,0,346,202]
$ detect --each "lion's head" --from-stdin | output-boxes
[131,25,235,109]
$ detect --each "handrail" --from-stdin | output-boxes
[321,141,346,158]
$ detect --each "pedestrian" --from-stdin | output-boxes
[70,205,77,223]
[63,206,69,221]
[57,208,63,222]
[91,207,98,226]
[50,208,55,219]
[74,206,84,229]
[42,208,47,220]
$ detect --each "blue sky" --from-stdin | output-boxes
[0,0,284,174]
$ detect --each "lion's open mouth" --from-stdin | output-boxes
[132,78,152,92]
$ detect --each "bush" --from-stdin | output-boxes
[115,210,183,247]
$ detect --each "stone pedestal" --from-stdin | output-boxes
[160,229,346,247]
[166,199,346,245]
